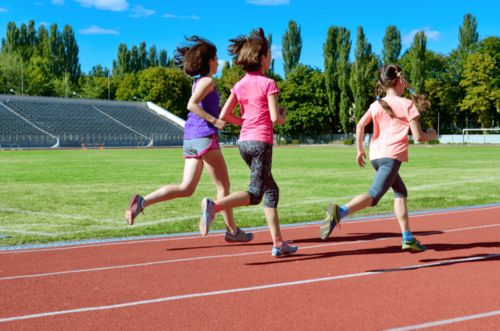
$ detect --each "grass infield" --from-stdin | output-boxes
[1,145,499,246]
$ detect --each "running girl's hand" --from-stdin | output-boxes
[213,118,226,129]
[426,128,437,140]
[357,150,366,167]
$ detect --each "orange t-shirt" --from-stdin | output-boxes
[368,96,420,162]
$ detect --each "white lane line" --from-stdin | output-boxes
[1,223,499,282]
[1,205,499,254]
[0,254,498,324]
[387,310,500,331]
[0,228,56,237]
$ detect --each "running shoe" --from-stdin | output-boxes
[199,198,215,236]
[319,203,341,240]
[125,194,144,225]
[272,242,298,257]
[402,238,427,252]
[224,228,254,243]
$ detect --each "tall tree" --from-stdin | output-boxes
[350,26,378,123]
[4,22,19,53]
[115,43,130,76]
[337,27,351,134]
[324,27,340,132]
[410,31,427,93]
[130,45,139,73]
[267,33,275,76]
[62,25,80,82]
[382,25,401,64]
[460,52,498,127]
[278,64,329,138]
[148,45,159,67]
[282,20,302,77]
[159,49,168,67]
[138,41,148,70]
[35,24,50,59]
[459,13,479,57]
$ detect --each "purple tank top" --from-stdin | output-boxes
[183,78,220,140]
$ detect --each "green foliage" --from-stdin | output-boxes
[337,28,351,134]
[136,67,192,118]
[282,20,302,77]
[459,13,479,56]
[350,26,378,124]
[324,26,340,130]
[25,55,53,96]
[410,31,427,93]
[278,64,329,137]
[0,51,23,93]
[459,52,497,127]
[382,25,401,64]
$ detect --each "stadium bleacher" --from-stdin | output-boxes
[0,94,184,148]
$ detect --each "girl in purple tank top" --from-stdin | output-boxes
[125,36,253,243]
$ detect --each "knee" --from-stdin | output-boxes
[215,183,230,196]
[178,184,196,198]
[248,190,264,205]
[368,193,381,206]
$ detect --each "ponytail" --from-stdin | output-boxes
[397,71,431,112]
[375,81,396,117]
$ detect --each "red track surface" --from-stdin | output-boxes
[1,206,499,330]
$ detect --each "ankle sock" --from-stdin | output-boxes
[339,205,349,219]
[402,231,414,242]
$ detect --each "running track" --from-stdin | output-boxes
[1,205,499,330]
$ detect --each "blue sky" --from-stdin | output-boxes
[1,0,498,76]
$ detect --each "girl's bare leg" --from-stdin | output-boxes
[143,158,203,207]
[202,150,238,234]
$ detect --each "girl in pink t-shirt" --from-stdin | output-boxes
[320,64,437,252]
[199,28,297,257]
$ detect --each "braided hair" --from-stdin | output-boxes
[375,64,431,117]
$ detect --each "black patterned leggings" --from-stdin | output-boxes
[239,140,279,208]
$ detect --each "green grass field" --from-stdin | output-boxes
[1,145,499,247]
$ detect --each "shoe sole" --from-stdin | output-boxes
[319,203,339,240]
[199,198,210,236]
[224,233,254,243]
[272,246,298,257]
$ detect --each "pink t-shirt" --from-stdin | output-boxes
[231,72,279,144]
[368,96,420,162]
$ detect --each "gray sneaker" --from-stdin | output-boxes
[224,228,254,243]
[319,203,341,240]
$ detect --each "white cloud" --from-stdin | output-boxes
[271,44,282,60]
[51,0,64,5]
[403,27,441,45]
[246,0,290,6]
[130,5,155,18]
[0,7,9,12]
[163,13,200,20]
[75,0,128,12]
[79,25,119,35]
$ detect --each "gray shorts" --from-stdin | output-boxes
[368,158,408,206]
[183,135,220,158]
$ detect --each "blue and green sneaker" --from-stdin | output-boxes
[402,238,427,252]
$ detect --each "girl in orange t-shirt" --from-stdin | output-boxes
[320,64,437,252]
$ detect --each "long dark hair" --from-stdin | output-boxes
[174,36,217,77]
[375,64,431,117]
[228,28,269,72]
